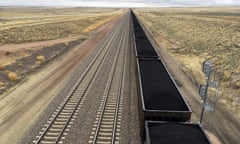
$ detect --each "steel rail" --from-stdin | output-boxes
[111,14,131,144]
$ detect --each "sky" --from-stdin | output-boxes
[0,0,240,7]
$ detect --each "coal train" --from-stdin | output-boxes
[131,10,211,144]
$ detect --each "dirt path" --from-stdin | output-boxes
[0,14,121,144]
[0,35,87,52]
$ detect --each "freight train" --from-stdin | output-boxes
[131,10,211,144]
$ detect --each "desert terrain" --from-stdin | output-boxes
[0,7,122,94]
[0,6,239,144]
[134,7,240,143]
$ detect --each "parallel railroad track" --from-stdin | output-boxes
[32,14,127,144]
[88,13,130,144]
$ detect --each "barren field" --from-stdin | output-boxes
[0,7,122,94]
[0,7,121,44]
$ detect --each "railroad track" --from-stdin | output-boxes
[88,14,130,144]
[32,14,128,144]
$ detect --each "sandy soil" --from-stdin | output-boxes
[0,14,121,144]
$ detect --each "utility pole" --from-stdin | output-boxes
[199,60,222,125]
[199,61,211,124]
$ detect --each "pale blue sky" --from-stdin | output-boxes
[0,0,239,7]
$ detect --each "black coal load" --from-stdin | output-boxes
[135,39,158,57]
[134,31,148,40]
[145,121,211,144]
[136,59,192,139]
[131,11,158,58]
[139,60,189,111]
[137,59,191,120]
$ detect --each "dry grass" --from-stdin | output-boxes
[0,16,108,44]
[36,55,45,63]
[0,65,4,70]
[0,8,121,45]
[64,42,69,46]
[83,15,117,33]
[0,82,4,87]
[7,72,18,81]
[135,7,240,119]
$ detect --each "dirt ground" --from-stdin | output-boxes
[0,14,121,144]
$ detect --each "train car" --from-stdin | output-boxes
[136,59,192,138]
[131,13,158,58]
[145,121,211,144]
[135,39,158,58]
[131,10,192,140]
[137,59,192,121]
